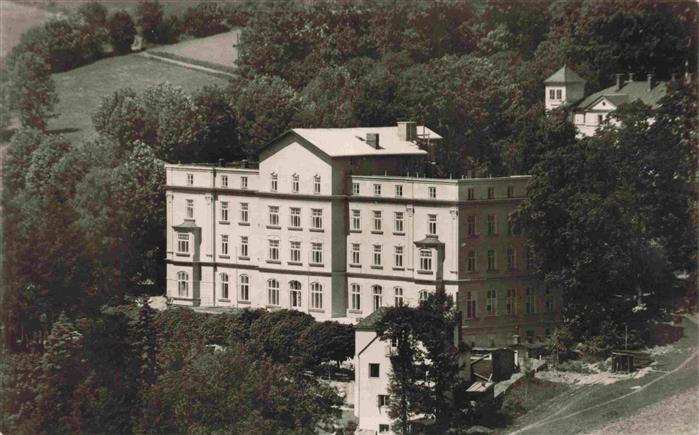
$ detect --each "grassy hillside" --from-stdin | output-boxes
[148,29,241,70]
[48,53,230,143]
[0,1,54,64]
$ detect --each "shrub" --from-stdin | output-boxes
[108,10,137,54]
[136,0,164,43]
[183,2,229,37]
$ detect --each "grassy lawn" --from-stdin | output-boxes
[508,317,698,434]
[148,29,241,70]
[0,1,54,64]
[48,53,230,143]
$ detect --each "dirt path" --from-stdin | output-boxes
[137,52,236,78]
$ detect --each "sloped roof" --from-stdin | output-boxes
[285,126,441,158]
[576,80,668,110]
[356,307,387,331]
[414,235,444,247]
[544,65,586,84]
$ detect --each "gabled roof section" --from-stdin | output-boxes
[261,126,441,159]
[576,80,668,111]
[544,65,586,84]
[356,307,387,331]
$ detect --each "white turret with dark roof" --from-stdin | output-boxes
[544,65,586,111]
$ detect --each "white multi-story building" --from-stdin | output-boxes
[544,65,669,137]
[165,122,555,338]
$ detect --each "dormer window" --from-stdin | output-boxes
[271,173,278,192]
[314,175,321,194]
[292,174,299,193]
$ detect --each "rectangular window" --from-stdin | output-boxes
[507,185,515,198]
[507,247,516,270]
[290,241,301,263]
[292,174,299,193]
[467,250,477,272]
[268,206,279,226]
[369,363,380,378]
[526,288,536,314]
[221,175,228,187]
[351,284,361,310]
[428,186,436,198]
[373,211,382,231]
[556,89,562,99]
[314,175,321,194]
[467,187,475,200]
[311,283,323,309]
[395,184,403,197]
[373,184,381,196]
[270,173,278,192]
[420,249,432,272]
[268,281,279,306]
[506,289,516,315]
[311,242,323,264]
[549,89,555,99]
[428,214,437,235]
[394,246,403,268]
[467,215,477,236]
[241,176,248,189]
[487,187,495,199]
[186,199,194,219]
[487,215,497,235]
[466,291,477,319]
[239,275,249,301]
[379,424,390,433]
[177,233,189,253]
[268,239,279,261]
[240,236,248,258]
[351,209,361,231]
[352,182,360,195]
[351,243,360,264]
[220,202,229,222]
[486,290,497,316]
[598,114,603,125]
[290,208,301,228]
[311,209,323,230]
[487,249,496,271]
[373,245,382,267]
[221,235,228,255]
[545,288,554,312]
[378,395,389,408]
[186,173,193,185]
[240,203,248,223]
[394,287,403,306]
[394,212,404,233]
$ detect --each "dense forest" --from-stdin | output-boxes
[1,0,697,433]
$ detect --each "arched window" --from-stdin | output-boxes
[268,279,280,306]
[239,274,249,301]
[372,285,383,311]
[394,287,404,306]
[177,271,189,297]
[311,282,323,309]
[290,280,302,308]
[419,289,429,303]
[220,273,229,299]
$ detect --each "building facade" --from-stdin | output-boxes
[544,65,669,137]
[165,122,559,342]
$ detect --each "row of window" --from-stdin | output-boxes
[186,173,250,189]
[351,182,516,200]
[349,243,432,271]
[466,246,533,273]
[269,173,321,194]
[464,288,554,319]
[349,284,430,312]
[351,210,437,235]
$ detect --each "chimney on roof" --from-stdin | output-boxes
[647,73,654,91]
[397,121,417,141]
[628,72,635,83]
[366,133,380,148]
[615,73,623,91]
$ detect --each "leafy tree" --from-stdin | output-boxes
[136,0,164,43]
[190,85,242,162]
[92,87,146,153]
[5,52,57,130]
[302,321,355,367]
[375,306,425,434]
[248,309,316,366]
[77,1,108,29]
[229,75,301,157]
[108,10,137,55]
[140,82,197,160]
[183,1,228,37]
[519,84,696,347]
